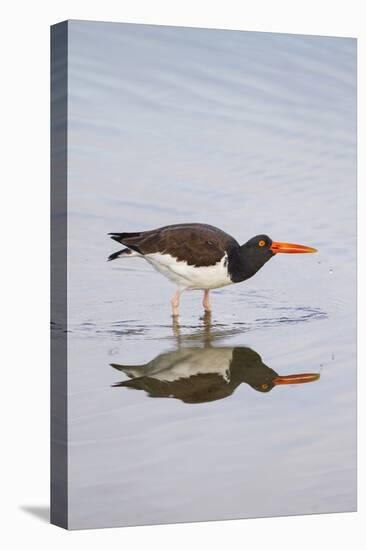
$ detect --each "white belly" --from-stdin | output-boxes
[144,252,232,290]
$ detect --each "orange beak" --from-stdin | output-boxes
[272,373,320,385]
[270,241,317,254]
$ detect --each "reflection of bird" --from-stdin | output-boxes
[108,223,317,316]
[110,347,320,404]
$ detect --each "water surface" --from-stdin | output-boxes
[64,20,356,529]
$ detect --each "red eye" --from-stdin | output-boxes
[258,240,265,247]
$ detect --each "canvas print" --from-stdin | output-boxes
[51,20,357,529]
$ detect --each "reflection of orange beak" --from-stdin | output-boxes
[270,241,317,254]
[272,373,320,385]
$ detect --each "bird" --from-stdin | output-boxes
[108,223,317,316]
[110,346,320,404]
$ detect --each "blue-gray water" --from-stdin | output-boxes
[63,20,356,529]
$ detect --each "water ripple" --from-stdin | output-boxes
[65,303,327,343]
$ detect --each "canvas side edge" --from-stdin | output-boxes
[50,20,68,530]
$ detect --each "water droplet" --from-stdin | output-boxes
[329,268,333,274]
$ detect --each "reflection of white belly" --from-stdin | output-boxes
[124,348,234,383]
[144,253,233,290]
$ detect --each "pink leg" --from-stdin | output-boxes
[171,289,181,317]
[203,289,212,312]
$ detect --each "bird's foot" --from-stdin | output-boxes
[202,290,212,312]
[171,290,181,317]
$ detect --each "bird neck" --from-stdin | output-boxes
[228,244,273,283]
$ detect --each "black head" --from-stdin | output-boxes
[243,234,274,256]
[231,234,275,282]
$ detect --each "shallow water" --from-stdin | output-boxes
[62,20,356,528]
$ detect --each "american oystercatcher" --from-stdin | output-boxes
[110,346,320,404]
[108,223,317,315]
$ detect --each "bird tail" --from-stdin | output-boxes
[107,248,134,262]
[108,232,142,244]
[108,231,145,255]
